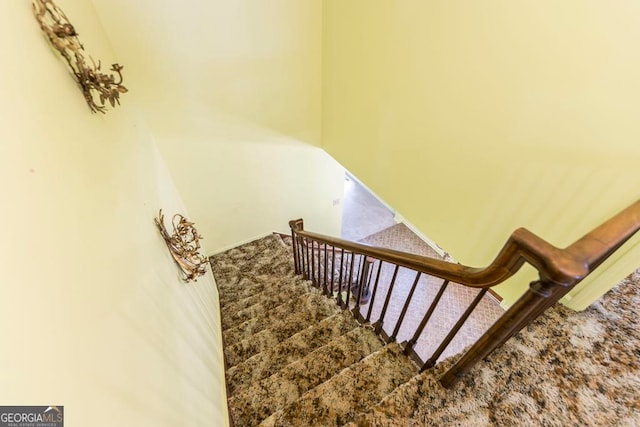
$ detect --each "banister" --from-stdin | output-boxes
[566,200,640,271]
[289,200,640,289]
[289,199,640,389]
[290,224,578,288]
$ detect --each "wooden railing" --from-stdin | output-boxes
[289,200,640,388]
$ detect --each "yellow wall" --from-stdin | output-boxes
[147,115,345,253]
[0,1,228,425]
[323,0,640,310]
[92,0,345,252]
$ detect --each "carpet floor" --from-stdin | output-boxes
[210,233,639,426]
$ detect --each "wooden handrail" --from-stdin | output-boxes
[566,200,640,271]
[289,200,640,388]
[290,200,640,289]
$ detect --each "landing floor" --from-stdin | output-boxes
[341,174,504,361]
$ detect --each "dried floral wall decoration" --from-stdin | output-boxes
[155,210,208,283]
[32,0,127,113]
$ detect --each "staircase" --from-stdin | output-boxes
[211,200,640,426]
[212,234,436,426]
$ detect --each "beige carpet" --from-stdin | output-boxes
[211,234,640,426]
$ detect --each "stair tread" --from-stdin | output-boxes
[223,291,337,345]
[223,296,339,367]
[218,275,303,307]
[228,327,384,427]
[219,273,308,311]
[347,353,466,426]
[211,235,294,294]
[226,310,360,396]
[221,282,309,331]
[263,342,418,427]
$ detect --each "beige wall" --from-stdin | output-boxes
[323,0,640,310]
[92,0,345,252]
[0,1,228,425]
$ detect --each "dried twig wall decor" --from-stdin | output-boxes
[32,0,127,113]
[155,210,208,283]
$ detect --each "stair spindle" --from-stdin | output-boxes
[366,260,384,323]
[404,279,450,355]
[373,264,400,335]
[311,240,317,285]
[422,289,488,372]
[323,243,329,294]
[336,248,345,306]
[390,272,422,341]
[330,246,336,295]
[344,252,356,308]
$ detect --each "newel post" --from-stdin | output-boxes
[439,277,569,389]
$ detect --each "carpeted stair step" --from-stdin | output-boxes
[262,342,418,427]
[279,234,293,247]
[272,232,292,247]
[221,281,311,331]
[222,291,337,345]
[210,235,295,287]
[217,277,273,306]
[220,274,310,317]
[212,235,288,267]
[228,327,385,427]
[223,296,341,368]
[217,273,304,307]
[345,356,462,427]
[226,311,360,397]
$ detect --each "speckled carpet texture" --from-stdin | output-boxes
[210,233,640,426]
